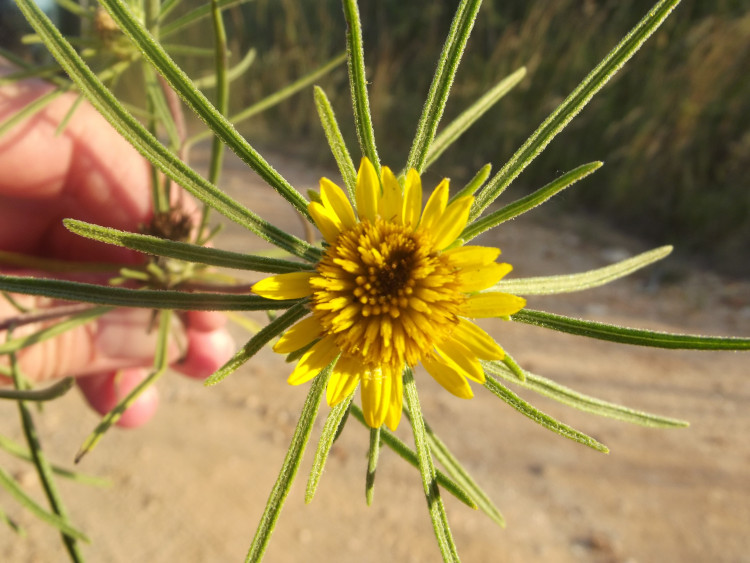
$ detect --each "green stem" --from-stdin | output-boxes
[365,426,380,506]
[9,352,85,561]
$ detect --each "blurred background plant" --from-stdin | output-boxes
[232,0,750,275]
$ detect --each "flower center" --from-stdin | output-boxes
[310,219,465,369]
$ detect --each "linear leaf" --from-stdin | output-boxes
[0,466,89,542]
[305,392,354,504]
[205,302,310,386]
[424,66,526,170]
[314,86,357,200]
[421,419,504,527]
[472,0,682,218]
[495,246,672,295]
[64,220,313,273]
[160,0,248,38]
[512,309,750,351]
[0,275,298,311]
[0,306,109,355]
[0,434,110,486]
[245,365,331,563]
[349,405,476,510]
[403,368,460,562]
[0,378,75,402]
[484,361,688,428]
[463,162,602,240]
[407,0,483,174]
[187,53,347,147]
[484,375,609,453]
[342,0,380,173]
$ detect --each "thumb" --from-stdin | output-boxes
[4,306,187,383]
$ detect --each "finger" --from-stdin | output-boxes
[173,327,235,380]
[183,310,227,332]
[77,368,159,428]
[0,82,151,261]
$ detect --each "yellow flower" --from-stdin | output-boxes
[253,158,526,430]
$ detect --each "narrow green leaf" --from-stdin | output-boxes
[512,309,750,351]
[0,466,89,542]
[160,0,247,38]
[14,0,321,261]
[425,67,527,170]
[406,0,483,174]
[403,368,460,562]
[245,365,331,563]
[495,246,672,296]
[0,378,75,402]
[483,362,689,428]
[463,162,602,241]
[192,48,256,90]
[349,405,477,510]
[64,219,313,273]
[0,306,109,355]
[0,88,66,138]
[305,392,354,504]
[484,375,609,453]
[472,0,682,218]
[187,53,346,147]
[450,163,491,203]
[342,0,380,173]
[0,434,110,486]
[418,415,504,527]
[314,85,357,200]
[365,426,380,506]
[0,275,299,311]
[0,505,24,536]
[205,302,310,386]
[75,310,173,463]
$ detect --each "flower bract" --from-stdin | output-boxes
[253,158,525,429]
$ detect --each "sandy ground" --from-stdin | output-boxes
[1,151,749,562]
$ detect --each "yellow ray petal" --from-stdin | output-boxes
[320,177,357,229]
[273,315,321,353]
[384,366,404,431]
[361,367,391,428]
[288,336,340,386]
[355,157,379,223]
[252,271,315,299]
[309,201,342,245]
[419,178,449,232]
[458,262,513,293]
[431,196,473,250]
[326,357,361,406]
[453,318,505,360]
[435,339,485,383]
[443,245,501,268]
[378,166,403,223]
[462,292,527,318]
[402,168,423,229]
[422,355,473,399]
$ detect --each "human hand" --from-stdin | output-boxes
[0,71,235,427]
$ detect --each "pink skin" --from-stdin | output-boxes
[0,72,235,426]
